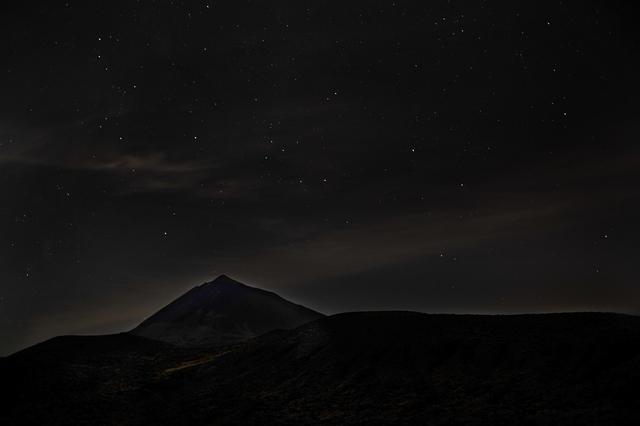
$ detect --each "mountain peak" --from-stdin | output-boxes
[131,276,324,347]
[205,274,246,287]
[212,273,233,282]
[193,275,254,296]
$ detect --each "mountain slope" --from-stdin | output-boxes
[169,311,640,425]
[3,312,640,425]
[130,274,324,346]
[0,333,181,425]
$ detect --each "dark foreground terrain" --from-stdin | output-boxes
[2,312,640,425]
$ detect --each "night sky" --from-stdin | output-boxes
[2,0,640,355]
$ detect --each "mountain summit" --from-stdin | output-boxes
[130,275,324,346]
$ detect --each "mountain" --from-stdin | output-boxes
[130,274,324,346]
[3,312,640,425]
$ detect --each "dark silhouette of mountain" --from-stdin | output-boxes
[3,311,640,425]
[131,274,324,346]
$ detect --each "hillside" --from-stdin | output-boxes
[3,312,640,425]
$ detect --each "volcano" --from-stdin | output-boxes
[130,274,324,346]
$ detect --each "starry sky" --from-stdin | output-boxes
[2,0,640,355]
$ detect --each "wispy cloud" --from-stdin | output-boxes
[191,198,572,288]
